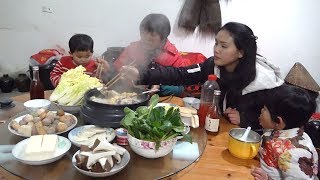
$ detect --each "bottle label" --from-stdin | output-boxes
[205,117,219,132]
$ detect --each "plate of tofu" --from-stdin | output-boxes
[8,110,78,137]
[12,134,71,165]
[68,125,116,147]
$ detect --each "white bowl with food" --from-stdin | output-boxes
[182,97,200,110]
[12,135,71,165]
[8,110,78,137]
[127,134,177,159]
[68,125,115,147]
[72,139,130,177]
[24,99,51,114]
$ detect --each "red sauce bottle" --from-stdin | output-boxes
[198,74,219,127]
[30,66,44,99]
[205,90,221,132]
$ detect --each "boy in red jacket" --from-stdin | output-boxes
[50,34,107,87]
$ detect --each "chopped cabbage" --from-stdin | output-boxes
[49,66,102,105]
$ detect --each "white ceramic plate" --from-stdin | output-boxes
[72,146,130,177]
[68,125,116,147]
[8,111,78,137]
[12,136,71,165]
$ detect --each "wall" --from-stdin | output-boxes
[0,0,319,85]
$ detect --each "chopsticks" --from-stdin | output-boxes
[104,60,136,89]
[96,56,104,79]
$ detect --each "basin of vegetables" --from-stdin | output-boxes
[121,94,192,158]
[49,66,102,113]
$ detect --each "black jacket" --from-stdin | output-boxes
[139,56,281,130]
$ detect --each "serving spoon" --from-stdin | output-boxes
[239,126,251,141]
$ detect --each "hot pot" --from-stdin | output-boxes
[80,88,149,128]
[228,128,261,159]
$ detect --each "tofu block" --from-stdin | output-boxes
[24,135,58,161]
[25,135,43,155]
[191,115,199,128]
[41,134,58,153]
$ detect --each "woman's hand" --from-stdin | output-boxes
[121,66,140,81]
[224,107,240,125]
[149,85,160,96]
[251,167,269,180]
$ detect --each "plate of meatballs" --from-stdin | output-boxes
[8,108,78,137]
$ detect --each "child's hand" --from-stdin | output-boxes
[251,167,268,180]
[224,107,240,125]
[95,58,110,78]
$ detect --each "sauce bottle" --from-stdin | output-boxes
[198,74,219,127]
[30,66,44,99]
[205,90,221,132]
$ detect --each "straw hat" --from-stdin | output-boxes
[284,62,320,92]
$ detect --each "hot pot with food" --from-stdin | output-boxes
[80,88,149,128]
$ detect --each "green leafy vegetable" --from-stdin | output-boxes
[121,94,192,150]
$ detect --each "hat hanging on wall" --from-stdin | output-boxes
[284,62,320,92]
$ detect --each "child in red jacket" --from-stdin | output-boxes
[50,34,107,87]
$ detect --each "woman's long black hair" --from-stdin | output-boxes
[218,22,257,107]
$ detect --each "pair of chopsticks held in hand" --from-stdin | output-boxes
[104,60,136,89]
[95,56,137,89]
[95,56,106,79]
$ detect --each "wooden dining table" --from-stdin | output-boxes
[0,92,259,179]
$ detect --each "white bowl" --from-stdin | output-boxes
[68,125,116,147]
[182,97,200,110]
[72,146,130,177]
[8,111,78,137]
[127,134,177,158]
[24,99,51,114]
[12,136,71,165]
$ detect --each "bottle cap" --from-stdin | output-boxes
[32,66,39,71]
[214,90,221,95]
[208,74,217,81]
